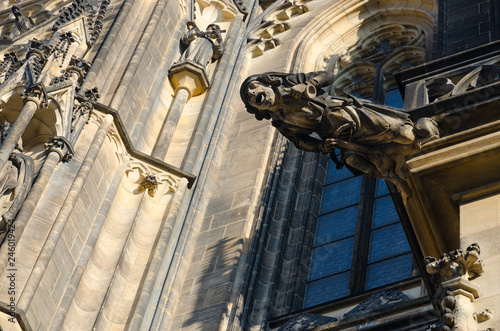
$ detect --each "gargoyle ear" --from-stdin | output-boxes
[262,75,282,86]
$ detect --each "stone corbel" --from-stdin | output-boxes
[425,243,493,331]
[139,174,160,197]
[247,38,281,57]
[45,136,75,162]
[253,20,290,39]
[269,2,309,21]
[168,62,208,98]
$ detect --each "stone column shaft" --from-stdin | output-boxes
[48,167,125,331]
[436,278,481,331]
[17,114,113,312]
[0,99,38,173]
[61,168,145,331]
[129,178,188,330]
[96,181,175,330]
[152,88,190,160]
[0,151,60,278]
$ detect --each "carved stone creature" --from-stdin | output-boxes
[240,71,439,195]
[12,5,33,35]
[0,121,35,233]
[178,21,224,70]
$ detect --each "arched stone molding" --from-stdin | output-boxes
[290,0,437,73]
[196,0,239,23]
[331,61,376,97]
[331,45,426,97]
[380,45,425,90]
[245,1,310,58]
[342,23,426,64]
[105,125,129,165]
[266,1,310,21]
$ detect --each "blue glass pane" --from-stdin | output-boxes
[315,206,358,246]
[371,195,399,229]
[320,176,362,214]
[308,237,354,281]
[367,223,410,263]
[350,91,372,102]
[365,253,413,290]
[325,158,354,184]
[375,179,389,197]
[304,271,350,307]
[385,89,404,109]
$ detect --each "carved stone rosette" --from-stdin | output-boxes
[425,243,494,331]
[139,174,160,197]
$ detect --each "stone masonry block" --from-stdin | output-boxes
[210,206,248,229]
[220,169,260,195]
[192,267,235,291]
[223,221,246,239]
[205,196,233,217]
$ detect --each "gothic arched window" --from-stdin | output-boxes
[303,23,425,308]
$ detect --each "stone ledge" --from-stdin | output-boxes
[76,94,197,188]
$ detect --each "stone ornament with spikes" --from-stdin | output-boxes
[71,88,99,134]
[424,243,495,331]
[0,52,21,83]
[424,243,484,287]
[52,0,111,47]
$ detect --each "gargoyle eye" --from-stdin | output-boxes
[256,93,265,105]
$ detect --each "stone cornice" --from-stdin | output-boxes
[76,94,197,188]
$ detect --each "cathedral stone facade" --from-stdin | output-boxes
[0,0,498,330]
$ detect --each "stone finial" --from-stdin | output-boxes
[84,87,100,102]
[424,243,484,287]
[0,52,21,83]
